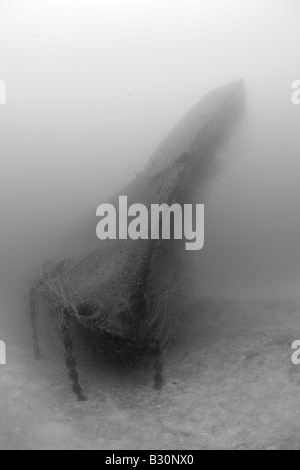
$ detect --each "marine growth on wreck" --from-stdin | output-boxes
[30,80,246,400]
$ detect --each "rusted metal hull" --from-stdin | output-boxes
[33,80,245,355]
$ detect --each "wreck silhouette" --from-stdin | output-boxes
[30,80,245,401]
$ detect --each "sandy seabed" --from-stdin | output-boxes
[1,294,300,450]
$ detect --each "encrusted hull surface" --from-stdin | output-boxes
[33,80,245,351]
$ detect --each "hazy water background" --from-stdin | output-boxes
[0,1,300,450]
[0,0,299,304]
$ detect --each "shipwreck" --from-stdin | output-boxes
[30,80,245,401]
